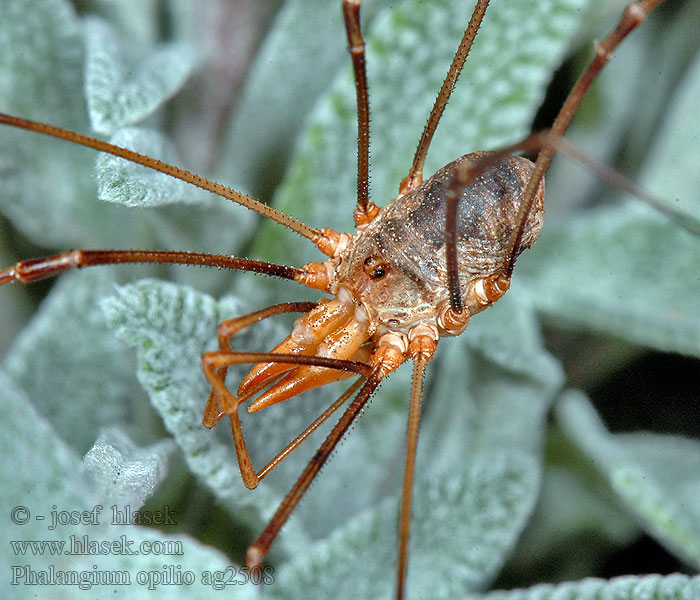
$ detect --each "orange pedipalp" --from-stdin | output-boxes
[237,295,354,396]
[248,364,356,413]
[237,333,315,397]
[248,314,371,413]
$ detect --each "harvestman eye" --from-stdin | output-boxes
[371,265,387,280]
[363,256,389,280]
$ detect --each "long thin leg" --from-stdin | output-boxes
[439,1,666,315]
[0,112,353,260]
[245,374,382,569]
[505,0,664,278]
[247,377,364,485]
[342,0,379,228]
[396,356,428,600]
[202,350,371,489]
[444,165,473,315]
[0,249,308,286]
[0,113,321,242]
[400,0,491,195]
[442,152,531,317]
[1,249,335,292]
[552,135,700,236]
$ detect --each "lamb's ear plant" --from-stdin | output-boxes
[1,1,699,599]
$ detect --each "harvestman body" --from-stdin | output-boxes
[0,0,670,597]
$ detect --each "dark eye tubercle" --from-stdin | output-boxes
[363,256,388,280]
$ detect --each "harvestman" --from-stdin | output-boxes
[0,0,679,597]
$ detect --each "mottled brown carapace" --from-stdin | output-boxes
[0,0,666,598]
[336,154,544,335]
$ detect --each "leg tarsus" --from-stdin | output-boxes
[244,374,382,570]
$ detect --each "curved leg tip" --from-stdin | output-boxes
[245,546,264,570]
